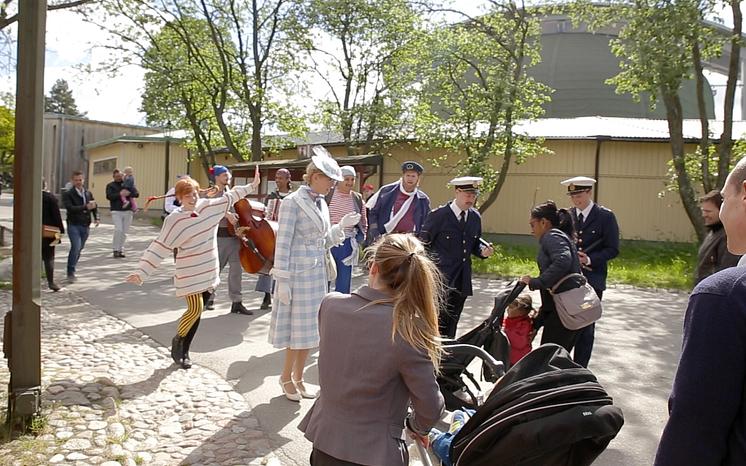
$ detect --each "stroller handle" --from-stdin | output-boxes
[444,344,505,379]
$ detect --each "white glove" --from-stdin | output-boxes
[339,212,361,229]
[277,280,292,305]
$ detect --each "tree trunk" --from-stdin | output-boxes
[662,89,705,241]
[716,0,742,189]
[692,40,712,193]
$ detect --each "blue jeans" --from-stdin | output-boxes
[66,223,89,276]
[330,237,354,293]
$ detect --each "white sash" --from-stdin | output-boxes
[383,185,417,233]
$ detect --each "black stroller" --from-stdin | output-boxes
[437,281,524,410]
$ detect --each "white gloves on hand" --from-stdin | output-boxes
[277,280,292,305]
[339,212,361,229]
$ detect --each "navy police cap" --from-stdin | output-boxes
[401,161,424,174]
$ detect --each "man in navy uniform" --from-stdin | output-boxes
[561,176,620,368]
[366,161,431,242]
[420,177,494,338]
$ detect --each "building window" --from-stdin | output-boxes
[93,157,117,175]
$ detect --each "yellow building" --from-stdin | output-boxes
[217,117,746,243]
[83,133,190,212]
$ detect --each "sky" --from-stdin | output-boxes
[0,3,739,127]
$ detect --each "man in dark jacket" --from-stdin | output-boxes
[420,177,494,338]
[655,159,746,465]
[561,176,620,368]
[693,190,740,285]
[106,169,138,258]
[61,171,99,283]
[366,161,430,242]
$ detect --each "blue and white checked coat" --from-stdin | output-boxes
[268,187,345,349]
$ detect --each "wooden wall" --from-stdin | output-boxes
[43,115,159,194]
[88,141,189,211]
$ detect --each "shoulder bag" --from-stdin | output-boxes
[550,273,601,330]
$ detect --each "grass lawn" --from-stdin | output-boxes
[472,237,698,291]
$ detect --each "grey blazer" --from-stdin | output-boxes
[299,286,445,466]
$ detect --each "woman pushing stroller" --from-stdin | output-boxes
[299,233,445,466]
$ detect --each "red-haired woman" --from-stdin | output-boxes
[126,167,260,369]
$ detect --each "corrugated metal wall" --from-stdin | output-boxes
[43,115,159,194]
[186,138,698,242]
[88,142,189,211]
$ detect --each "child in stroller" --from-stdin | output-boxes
[503,294,535,366]
[424,343,624,466]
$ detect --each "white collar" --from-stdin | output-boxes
[450,200,467,219]
[576,201,595,219]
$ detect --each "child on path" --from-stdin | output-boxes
[503,294,534,366]
[121,166,138,211]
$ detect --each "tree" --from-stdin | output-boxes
[0,0,93,30]
[0,93,15,177]
[301,0,423,156]
[44,79,87,117]
[569,0,741,242]
[406,1,550,214]
[85,0,306,170]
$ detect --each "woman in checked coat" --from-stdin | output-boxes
[268,148,360,401]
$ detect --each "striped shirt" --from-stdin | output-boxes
[133,184,252,298]
[328,190,368,237]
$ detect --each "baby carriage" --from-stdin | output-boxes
[431,343,624,466]
[438,281,525,410]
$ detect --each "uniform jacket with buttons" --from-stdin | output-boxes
[572,203,620,291]
[419,201,486,296]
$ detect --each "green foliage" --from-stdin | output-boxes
[663,139,746,195]
[0,94,15,174]
[302,0,423,155]
[44,79,87,117]
[405,2,551,212]
[472,238,697,290]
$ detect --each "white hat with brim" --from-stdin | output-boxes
[311,146,344,181]
[561,176,596,195]
[450,176,484,193]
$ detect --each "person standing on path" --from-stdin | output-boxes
[255,168,293,310]
[299,234,445,465]
[419,177,494,338]
[326,165,367,293]
[366,161,430,242]
[268,147,360,401]
[203,165,253,316]
[560,176,619,368]
[106,169,139,258]
[61,170,99,283]
[42,178,65,292]
[693,190,740,285]
[654,158,746,465]
[125,169,260,370]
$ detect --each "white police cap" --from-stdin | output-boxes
[450,176,484,193]
[561,176,596,195]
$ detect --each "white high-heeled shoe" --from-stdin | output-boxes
[279,378,301,402]
[293,379,318,399]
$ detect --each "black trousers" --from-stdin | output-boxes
[573,288,603,367]
[41,240,56,285]
[538,289,581,352]
[439,288,468,339]
[310,448,366,466]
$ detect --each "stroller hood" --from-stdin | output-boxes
[451,344,624,466]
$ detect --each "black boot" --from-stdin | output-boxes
[260,292,271,310]
[203,290,215,310]
[171,335,184,365]
[181,318,200,370]
[231,301,254,315]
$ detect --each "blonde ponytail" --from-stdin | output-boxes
[366,234,445,368]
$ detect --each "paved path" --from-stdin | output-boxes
[0,193,690,464]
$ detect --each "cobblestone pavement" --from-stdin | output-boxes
[0,288,281,466]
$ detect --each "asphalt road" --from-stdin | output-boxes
[4,193,689,465]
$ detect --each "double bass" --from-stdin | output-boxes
[228,199,279,275]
